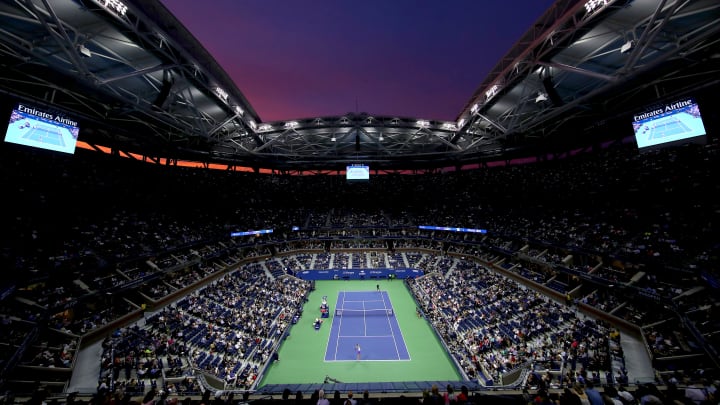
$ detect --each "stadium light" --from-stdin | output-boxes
[214,86,229,102]
[77,44,92,58]
[620,40,634,54]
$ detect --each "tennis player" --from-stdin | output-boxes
[355,344,361,360]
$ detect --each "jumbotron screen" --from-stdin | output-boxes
[346,164,370,183]
[5,103,80,154]
[631,98,706,150]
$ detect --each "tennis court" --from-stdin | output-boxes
[646,117,692,140]
[258,280,460,386]
[22,123,67,148]
[325,290,410,361]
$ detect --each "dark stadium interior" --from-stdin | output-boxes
[1,1,720,405]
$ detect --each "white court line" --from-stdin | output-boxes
[380,292,402,360]
[331,290,346,360]
[338,300,383,302]
[339,335,395,338]
[363,299,367,336]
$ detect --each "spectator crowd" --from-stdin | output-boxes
[0,138,718,404]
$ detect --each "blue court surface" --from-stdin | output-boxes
[324,290,410,362]
[647,118,691,140]
[23,125,66,147]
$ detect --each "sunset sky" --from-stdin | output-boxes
[160,0,556,123]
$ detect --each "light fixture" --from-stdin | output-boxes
[331,136,336,142]
[535,92,548,103]
[77,44,92,58]
[620,40,634,54]
[378,135,384,141]
[214,86,229,102]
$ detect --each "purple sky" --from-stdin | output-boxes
[160,0,556,123]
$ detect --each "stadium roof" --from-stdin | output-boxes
[1,0,719,170]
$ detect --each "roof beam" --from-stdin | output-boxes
[537,61,617,82]
[622,0,674,74]
[98,64,176,85]
[475,113,507,133]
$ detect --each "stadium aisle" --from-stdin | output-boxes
[67,339,103,394]
[621,333,656,384]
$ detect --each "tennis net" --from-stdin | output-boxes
[335,308,393,317]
